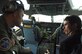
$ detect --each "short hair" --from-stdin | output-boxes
[31,16,36,22]
[2,0,24,13]
[64,15,81,30]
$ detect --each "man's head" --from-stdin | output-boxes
[30,16,36,25]
[2,0,24,13]
[63,15,81,35]
[2,0,24,27]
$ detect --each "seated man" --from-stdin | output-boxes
[0,0,32,54]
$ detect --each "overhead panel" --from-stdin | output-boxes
[27,0,66,4]
[25,0,71,15]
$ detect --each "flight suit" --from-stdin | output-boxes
[0,15,32,54]
[0,15,20,54]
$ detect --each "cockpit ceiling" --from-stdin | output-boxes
[25,0,71,15]
[0,0,82,15]
[27,0,66,4]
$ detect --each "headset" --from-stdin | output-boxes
[2,0,24,13]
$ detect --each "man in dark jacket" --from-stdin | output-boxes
[60,15,81,54]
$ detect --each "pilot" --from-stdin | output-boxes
[30,16,41,42]
[0,0,32,54]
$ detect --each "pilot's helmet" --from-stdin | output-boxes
[2,0,24,13]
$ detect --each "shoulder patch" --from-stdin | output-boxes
[0,37,11,51]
